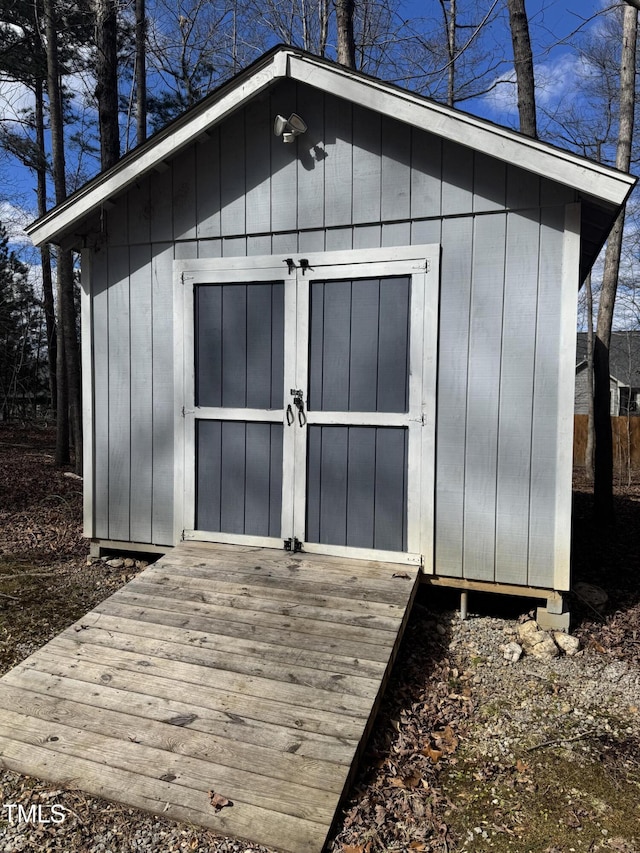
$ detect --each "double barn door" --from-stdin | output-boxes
[176,247,438,566]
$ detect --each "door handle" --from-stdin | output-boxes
[286,404,294,426]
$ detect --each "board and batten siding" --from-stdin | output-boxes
[86,78,577,591]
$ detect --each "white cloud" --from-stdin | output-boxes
[0,78,33,125]
[535,54,581,107]
[0,200,34,244]
[482,52,595,122]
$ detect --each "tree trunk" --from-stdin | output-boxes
[35,77,57,415]
[94,0,120,168]
[507,0,537,138]
[319,0,329,56]
[585,272,595,480]
[594,4,637,522]
[335,0,356,68]
[57,247,82,473]
[446,0,456,107]
[55,258,69,465]
[135,0,147,145]
[44,0,83,474]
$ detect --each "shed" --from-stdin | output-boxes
[27,46,635,623]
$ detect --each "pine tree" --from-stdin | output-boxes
[0,221,45,420]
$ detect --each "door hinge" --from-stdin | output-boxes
[284,537,303,553]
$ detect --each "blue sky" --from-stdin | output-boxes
[0,0,620,248]
[462,0,609,124]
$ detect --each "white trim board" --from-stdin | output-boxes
[27,47,635,248]
[80,248,94,538]
[173,245,440,566]
[553,203,581,592]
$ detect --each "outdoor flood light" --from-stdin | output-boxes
[274,113,307,143]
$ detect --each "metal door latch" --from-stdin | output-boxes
[290,389,306,426]
[284,537,303,552]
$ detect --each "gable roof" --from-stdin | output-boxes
[577,331,640,386]
[27,45,636,276]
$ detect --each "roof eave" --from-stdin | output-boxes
[27,46,637,248]
[26,49,289,247]
[287,53,636,210]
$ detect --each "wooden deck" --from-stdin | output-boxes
[0,543,420,853]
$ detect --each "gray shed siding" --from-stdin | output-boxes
[88,79,576,590]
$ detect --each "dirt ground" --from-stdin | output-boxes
[0,424,639,853]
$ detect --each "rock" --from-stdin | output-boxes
[553,632,580,656]
[574,581,608,612]
[517,620,559,659]
[502,642,523,663]
[528,635,560,660]
[517,619,543,645]
[106,558,125,569]
[123,558,136,568]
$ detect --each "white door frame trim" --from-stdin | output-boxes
[173,245,440,566]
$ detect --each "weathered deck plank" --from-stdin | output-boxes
[0,543,419,853]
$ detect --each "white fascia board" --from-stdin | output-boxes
[27,52,288,247]
[28,47,635,247]
[288,55,636,209]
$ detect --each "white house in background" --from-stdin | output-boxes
[26,47,635,627]
[576,331,640,416]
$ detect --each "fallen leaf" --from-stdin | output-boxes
[208,790,233,810]
[515,758,529,774]
[422,745,443,764]
[159,773,176,782]
[432,724,459,754]
[392,572,410,579]
[341,846,365,853]
[403,772,422,788]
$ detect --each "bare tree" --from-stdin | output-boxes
[438,0,456,106]
[145,0,237,127]
[136,0,147,144]
[335,0,355,67]
[594,4,638,521]
[394,0,503,106]
[506,0,536,137]
[94,0,120,168]
[43,0,82,472]
[34,76,57,415]
[585,273,595,479]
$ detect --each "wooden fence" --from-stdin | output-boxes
[574,414,640,471]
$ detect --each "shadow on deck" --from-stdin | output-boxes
[0,542,419,853]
